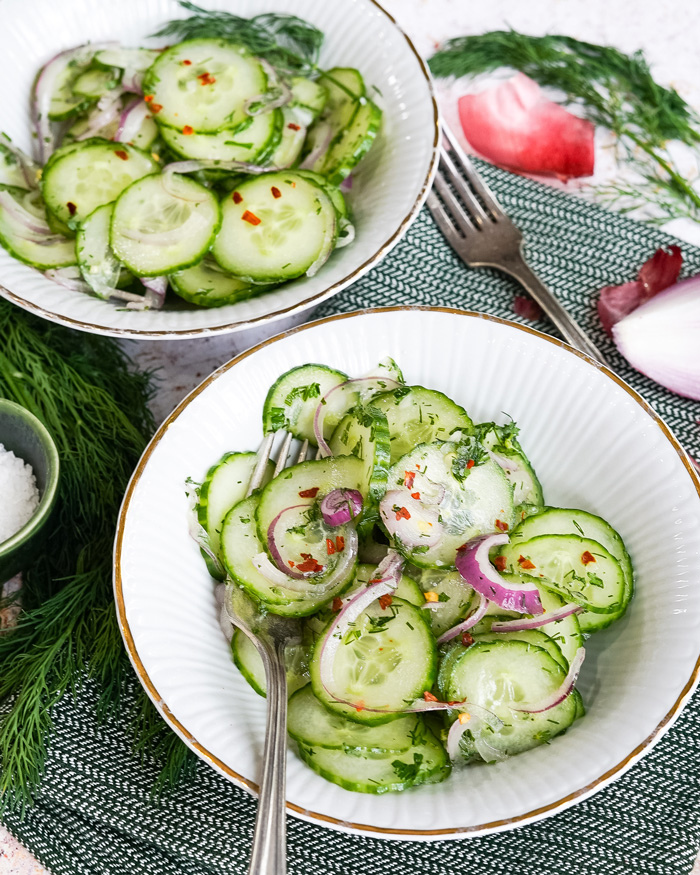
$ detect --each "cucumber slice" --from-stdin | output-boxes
[352,563,424,607]
[143,39,267,133]
[372,386,473,464]
[498,534,626,614]
[158,111,282,163]
[508,506,634,632]
[295,170,349,220]
[381,440,515,569]
[296,726,450,794]
[94,47,160,73]
[472,628,568,670]
[320,68,366,102]
[170,256,271,308]
[414,567,476,638]
[288,685,420,755]
[476,422,544,510]
[266,108,307,168]
[231,628,309,698]
[439,639,580,760]
[44,54,95,121]
[262,364,350,440]
[221,495,355,615]
[41,139,158,228]
[76,202,132,298]
[310,596,437,725]
[213,172,337,283]
[110,173,221,276]
[320,98,383,186]
[0,142,29,189]
[72,67,119,98]
[197,451,274,557]
[0,186,76,270]
[289,76,328,122]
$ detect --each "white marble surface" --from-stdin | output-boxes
[3,0,700,871]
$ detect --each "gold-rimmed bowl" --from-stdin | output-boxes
[0,0,437,340]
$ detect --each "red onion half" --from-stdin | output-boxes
[320,488,363,527]
[456,534,543,615]
[514,647,585,714]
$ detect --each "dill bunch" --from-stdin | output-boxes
[0,301,195,813]
[429,32,700,225]
[152,0,324,75]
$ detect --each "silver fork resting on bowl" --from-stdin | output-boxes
[221,431,308,875]
[426,126,609,367]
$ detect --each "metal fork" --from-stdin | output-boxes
[426,126,609,366]
[220,431,308,875]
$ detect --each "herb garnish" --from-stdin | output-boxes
[392,752,424,782]
[429,31,700,225]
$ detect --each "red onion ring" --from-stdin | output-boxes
[244,59,292,116]
[162,158,291,176]
[126,277,167,311]
[490,603,583,632]
[299,122,333,171]
[514,647,586,714]
[436,593,488,644]
[114,99,150,143]
[446,704,506,762]
[319,488,363,526]
[185,487,224,578]
[75,90,125,141]
[379,488,443,549]
[456,534,544,615]
[0,190,57,237]
[0,134,39,190]
[313,375,402,456]
[267,503,320,580]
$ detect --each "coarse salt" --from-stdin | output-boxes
[0,443,40,544]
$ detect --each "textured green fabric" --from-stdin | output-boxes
[3,160,700,874]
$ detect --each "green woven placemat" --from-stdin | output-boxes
[4,160,700,875]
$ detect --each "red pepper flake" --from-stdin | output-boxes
[182,125,194,135]
[298,486,319,498]
[518,555,536,570]
[242,210,261,226]
[232,191,243,204]
[415,463,421,470]
[404,470,416,489]
[423,691,438,702]
[326,538,336,555]
[150,103,163,114]
[335,535,344,551]
[287,122,301,131]
[581,551,596,565]
[297,555,324,574]
[495,519,509,532]
[394,506,411,521]
[182,59,192,66]
[467,459,475,470]
[144,94,154,103]
[493,555,507,572]
[271,186,282,199]
[354,702,365,713]
[332,597,343,611]
[411,492,421,500]
[197,72,216,85]
[461,631,475,647]
[288,560,295,568]
[114,150,129,161]
[66,202,77,216]
[378,594,393,610]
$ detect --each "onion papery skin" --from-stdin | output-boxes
[613,274,700,400]
[456,533,544,615]
[514,647,585,714]
[436,594,488,644]
[320,488,363,527]
[490,603,582,632]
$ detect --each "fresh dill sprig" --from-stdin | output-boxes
[0,301,195,813]
[152,0,324,75]
[429,31,700,225]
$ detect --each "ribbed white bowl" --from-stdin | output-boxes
[0,0,436,339]
[115,308,700,839]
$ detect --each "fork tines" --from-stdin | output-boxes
[246,430,311,497]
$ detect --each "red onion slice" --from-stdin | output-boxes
[243,59,292,116]
[320,488,363,526]
[162,158,292,176]
[514,647,585,714]
[436,594,488,644]
[446,703,506,762]
[75,91,125,141]
[0,134,39,190]
[299,122,333,170]
[317,551,404,704]
[379,488,443,548]
[267,503,321,580]
[45,268,94,293]
[456,534,544,615]
[0,190,57,237]
[490,603,582,632]
[186,485,224,578]
[115,99,150,143]
[125,277,167,311]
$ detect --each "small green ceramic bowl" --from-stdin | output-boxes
[0,399,60,582]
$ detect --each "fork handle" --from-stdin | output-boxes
[503,249,610,367]
[247,638,288,875]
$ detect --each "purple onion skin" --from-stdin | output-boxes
[320,488,363,527]
[455,535,543,615]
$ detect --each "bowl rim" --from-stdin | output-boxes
[113,305,700,838]
[0,0,440,341]
[0,398,60,558]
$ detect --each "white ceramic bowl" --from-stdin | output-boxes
[115,307,700,839]
[0,0,437,339]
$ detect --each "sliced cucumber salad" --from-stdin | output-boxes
[4,7,382,310]
[188,361,634,795]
